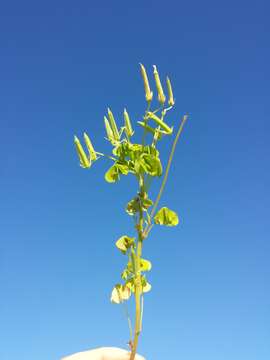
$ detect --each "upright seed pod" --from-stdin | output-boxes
[83,132,97,161]
[108,108,120,141]
[140,63,153,103]
[166,76,175,106]
[153,65,166,105]
[124,108,134,137]
[74,136,91,168]
[104,116,114,141]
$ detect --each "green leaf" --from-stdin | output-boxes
[110,284,131,304]
[113,142,129,158]
[115,162,129,175]
[126,194,153,215]
[126,197,140,215]
[142,282,152,293]
[105,165,119,183]
[141,275,152,293]
[139,153,162,177]
[115,235,135,254]
[143,145,160,157]
[140,258,152,271]
[125,278,135,293]
[121,268,131,280]
[154,207,179,226]
[142,197,153,211]
[134,158,143,175]
[127,143,143,163]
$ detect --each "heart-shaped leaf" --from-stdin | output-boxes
[105,165,119,183]
[110,284,131,304]
[154,207,179,226]
[115,235,135,254]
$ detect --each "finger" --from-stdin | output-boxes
[61,347,145,360]
[100,347,145,360]
[61,348,102,360]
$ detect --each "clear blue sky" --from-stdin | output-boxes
[0,1,269,359]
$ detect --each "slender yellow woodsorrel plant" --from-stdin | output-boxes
[74,64,188,360]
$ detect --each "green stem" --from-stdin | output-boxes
[95,152,116,161]
[142,101,152,146]
[122,301,133,342]
[129,182,144,360]
[140,295,144,332]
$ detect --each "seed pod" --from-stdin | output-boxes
[104,116,114,141]
[147,112,173,134]
[83,132,97,161]
[153,65,166,104]
[140,63,153,102]
[166,76,175,106]
[124,108,134,137]
[108,108,120,141]
[74,136,91,168]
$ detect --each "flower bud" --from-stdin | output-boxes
[83,132,97,161]
[153,65,166,104]
[140,63,153,102]
[166,76,175,106]
[74,136,91,168]
[124,108,134,137]
[108,108,120,141]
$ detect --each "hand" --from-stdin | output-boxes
[62,347,145,360]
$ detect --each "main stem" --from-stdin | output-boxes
[130,180,144,360]
[130,114,188,359]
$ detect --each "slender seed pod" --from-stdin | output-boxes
[137,121,162,139]
[108,108,120,140]
[166,76,175,106]
[124,108,134,137]
[153,65,166,104]
[104,116,114,141]
[147,112,173,134]
[83,132,97,161]
[140,63,153,102]
[74,136,91,168]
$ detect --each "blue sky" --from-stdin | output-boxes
[0,1,269,359]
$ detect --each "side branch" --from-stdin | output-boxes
[143,114,188,237]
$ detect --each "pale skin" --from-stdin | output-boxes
[61,347,145,360]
